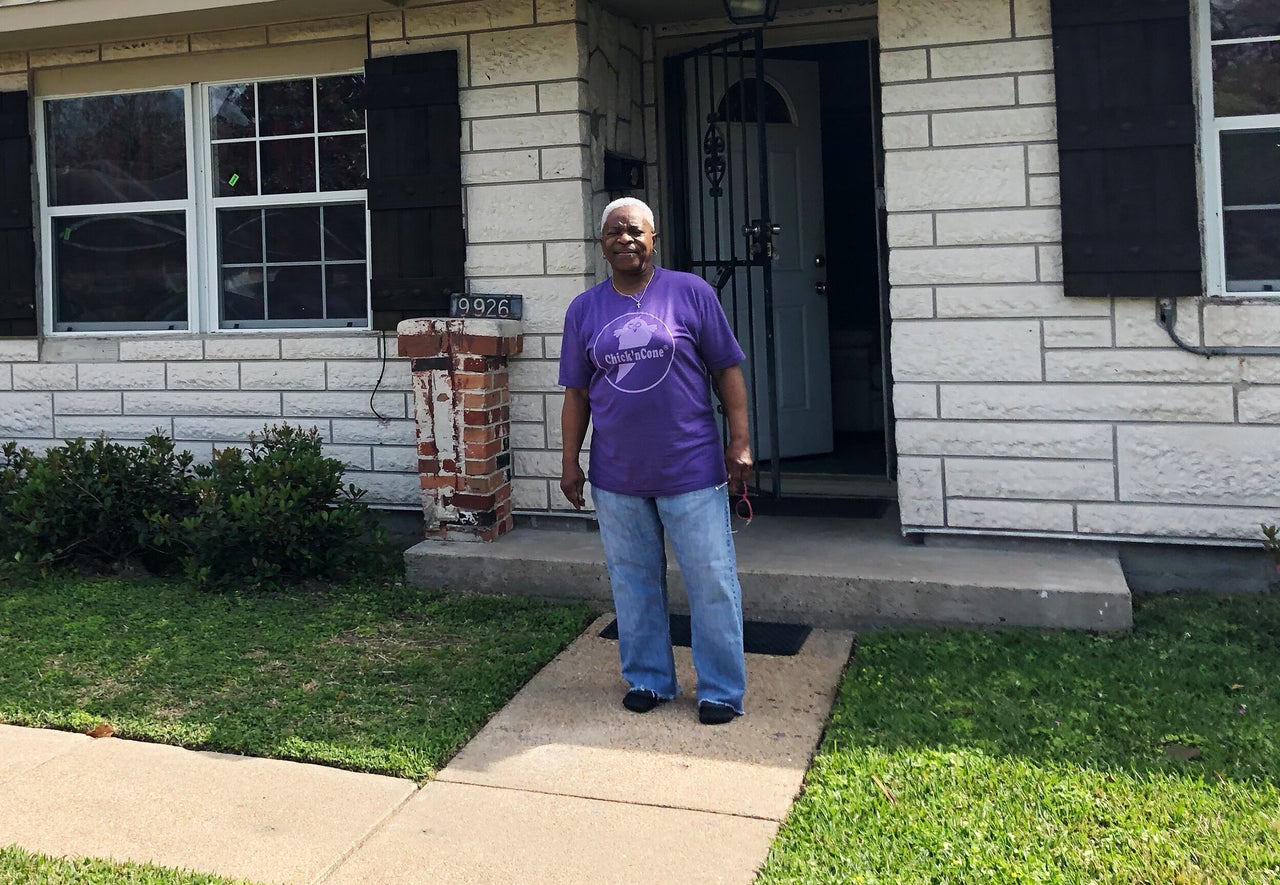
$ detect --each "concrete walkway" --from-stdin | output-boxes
[0,615,854,884]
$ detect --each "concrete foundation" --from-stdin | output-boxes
[404,509,1134,631]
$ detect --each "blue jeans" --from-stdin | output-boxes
[592,483,746,713]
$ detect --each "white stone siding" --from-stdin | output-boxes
[370,0,598,343]
[586,0,653,228]
[9,0,1278,543]
[488,0,653,513]
[0,14,422,505]
[373,0,654,514]
[882,0,1280,543]
[1,5,626,511]
[0,333,420,506]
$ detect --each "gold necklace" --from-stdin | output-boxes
[611,269,655,308]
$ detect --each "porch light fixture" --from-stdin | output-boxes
[721,0,779,25]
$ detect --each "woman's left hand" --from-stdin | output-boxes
[711,364,753,495]
[725,440,753,494]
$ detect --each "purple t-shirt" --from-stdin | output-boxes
[558,267,746,497]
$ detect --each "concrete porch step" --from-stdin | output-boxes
[403,514,1132,631]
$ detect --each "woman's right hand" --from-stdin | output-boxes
[561,462,587,510]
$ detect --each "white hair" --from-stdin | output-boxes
[599,197,655,234]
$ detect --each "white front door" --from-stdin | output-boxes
[686,59,832,462]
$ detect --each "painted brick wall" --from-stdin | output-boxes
[398,318,522,539]
[881,0,1280,543]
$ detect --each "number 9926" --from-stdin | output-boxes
[450,294,522,319]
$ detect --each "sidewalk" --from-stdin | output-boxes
[0,615,854,884]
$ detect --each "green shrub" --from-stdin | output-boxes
[149,424,387,588]
[0,433,193,567]
[1264,523,1280,589]
[1,425,390,588]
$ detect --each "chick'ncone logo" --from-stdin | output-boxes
[592,312,676,393]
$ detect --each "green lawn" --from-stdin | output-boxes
[759,592,1280,884]
[0,846,249,885]
[0,573,593,780]
[7,576,1279,883]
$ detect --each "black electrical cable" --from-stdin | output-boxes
[369,333,391,422]
[1157,297,1280,358]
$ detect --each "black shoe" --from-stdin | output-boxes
[623,689,664,713]
[698,702,738,725]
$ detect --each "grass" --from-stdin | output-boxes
[8,575,1278,883]
[0,572,593,780]
[0,846,249,885]
[759,592,1280,884]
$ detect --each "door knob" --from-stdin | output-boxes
[815,280,828,296]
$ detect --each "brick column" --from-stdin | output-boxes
[397,318,523,542]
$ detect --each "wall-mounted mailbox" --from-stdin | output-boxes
[603,151,646,191]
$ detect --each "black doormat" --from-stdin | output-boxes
[749,496,888,519]
[599,614,812,656]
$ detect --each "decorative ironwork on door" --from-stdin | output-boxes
[665,30,784,498]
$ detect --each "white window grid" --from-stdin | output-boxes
[1197,1,1280,298]
[35,73,371,335]
[214,204,369,330]
[200,74,370,330]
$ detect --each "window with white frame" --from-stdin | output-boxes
[44,89,193,331]
[1202,0,1280,295]
[40,73,368,332]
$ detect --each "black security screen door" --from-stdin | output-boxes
[664,31,786,499]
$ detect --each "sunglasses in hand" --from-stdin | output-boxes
[732,486,752,532]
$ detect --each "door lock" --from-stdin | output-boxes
[743,219,782,261]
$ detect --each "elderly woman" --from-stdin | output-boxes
[558,196,752,725]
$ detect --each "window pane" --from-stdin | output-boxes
[46,90,187,205]
[1214,41,1280,115]
[1210,0,1280,40]
[261,137,316,194]
[325,264,368,319]
[1224,208,1280,291]
[210,84,256,140]
[222,268,265,322]
[323,204,367,260]
[218,208,264,264]
[53,212,187,327]
[204,74,368,328]
[259,79,314,137]
[1220,129,1280,205]
[265,206,322,262]
[266,265,323,320]
[212,141,259,197]
[317,74,365,132]
[319,135,367,191]
[716,78,793,124]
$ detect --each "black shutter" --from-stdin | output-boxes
[364,51,464,330]
[0,91,36,336]
[1051,0,1201,297]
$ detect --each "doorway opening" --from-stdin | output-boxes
[664,37,893,513]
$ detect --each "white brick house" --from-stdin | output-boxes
[0,0,1276,560]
